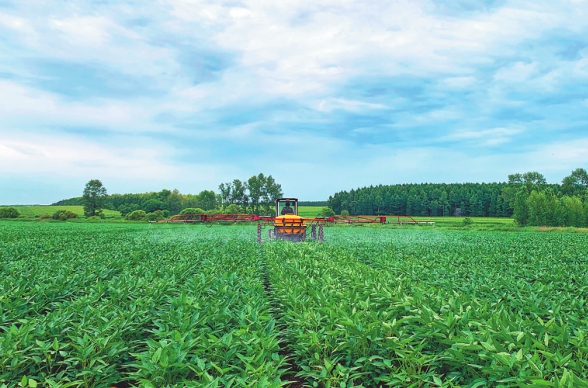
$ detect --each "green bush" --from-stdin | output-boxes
[223,204,243,214]
[146,210,166,221]
[125,210,147,221]
[179,207,205,215]
[52,210,78,221]
[0,207,19,219]
[340,210,350,216]
[463,217,473,226]
[318,207,336,217]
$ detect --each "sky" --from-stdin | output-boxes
[1,0,587,204]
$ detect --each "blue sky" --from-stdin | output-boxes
[1,0,587,204]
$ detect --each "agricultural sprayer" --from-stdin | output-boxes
[162,198,433,242]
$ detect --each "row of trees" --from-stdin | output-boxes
[328,168,588,222]
[58,174,284,218]
[218,173,283,215]
[329,183,513,217]
[513,168,588,227]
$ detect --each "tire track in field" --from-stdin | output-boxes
[260,249,306,388]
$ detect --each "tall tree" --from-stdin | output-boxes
[261,175,283,214]
[247,173,265,215]
[82,179,107,217]
[512,187,529,226]
[562,168,588,197]
[197,190,218,210]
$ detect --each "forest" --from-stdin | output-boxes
[328,168,588,227]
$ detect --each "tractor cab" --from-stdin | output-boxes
[276,198,299,217]
[272,198,306,241]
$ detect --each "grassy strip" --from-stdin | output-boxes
[8,206,120,218]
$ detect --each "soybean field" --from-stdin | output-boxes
[1,222,588,387]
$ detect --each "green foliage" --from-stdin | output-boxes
[0,207,19,219]
[125,210,147,221]
[462,216,473,225]
[318,207,336,217]
[0,223,286,386]
[516,189,588,227]
[142,199,166,213]
[330,182,511,217]
[2,224,588,386]
[82,179,107,217]
[179,207,205,215]
[9,206,119,218]
[52,210,78,221]
[513,187,530,226]
[340,209,350,216]
[220,173,283,215]
[222,204,243,214]
[146,210,167,221]
[263,229,588,386]
[562,168,588,196]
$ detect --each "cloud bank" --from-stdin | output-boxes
[1,0,587,203]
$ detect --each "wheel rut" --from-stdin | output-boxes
[261,260,306,388]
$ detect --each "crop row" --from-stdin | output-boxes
[263,229,588,387]
[0,223,285,387]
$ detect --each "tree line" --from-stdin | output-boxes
[329,182,512,217]
[512,168,588,227]
[328,168,588,225]
[56,167,588,227]
[55,173,284,219]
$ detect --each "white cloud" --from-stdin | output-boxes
[0,12,30,31]
[1,0,588,204]
[441,76,477,88]
[314,98,388,112]
[440,126,525,146]
[0,133,171,176]
[0,80,162,132]
[494,62,537,82]
[164,0,577,97]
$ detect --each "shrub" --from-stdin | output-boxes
[318,207,336,217]
[119,204,139,217]
[463,217,473,226]
[126,210,147,221]
[39,214,52,220]
[179,208,205,215]
[86,216,102,221]
[146,210,166,221]
[340,210,350,216]
[52,210,78,221]
[0,207,19,219]
[223,204,243,214]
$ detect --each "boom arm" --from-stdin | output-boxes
[163,214,431,224]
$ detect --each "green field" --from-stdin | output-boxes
[297,205,325,217]
[2,222,588,387]
[7,205,120,218]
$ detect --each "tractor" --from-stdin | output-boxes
[163,197,433,242]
